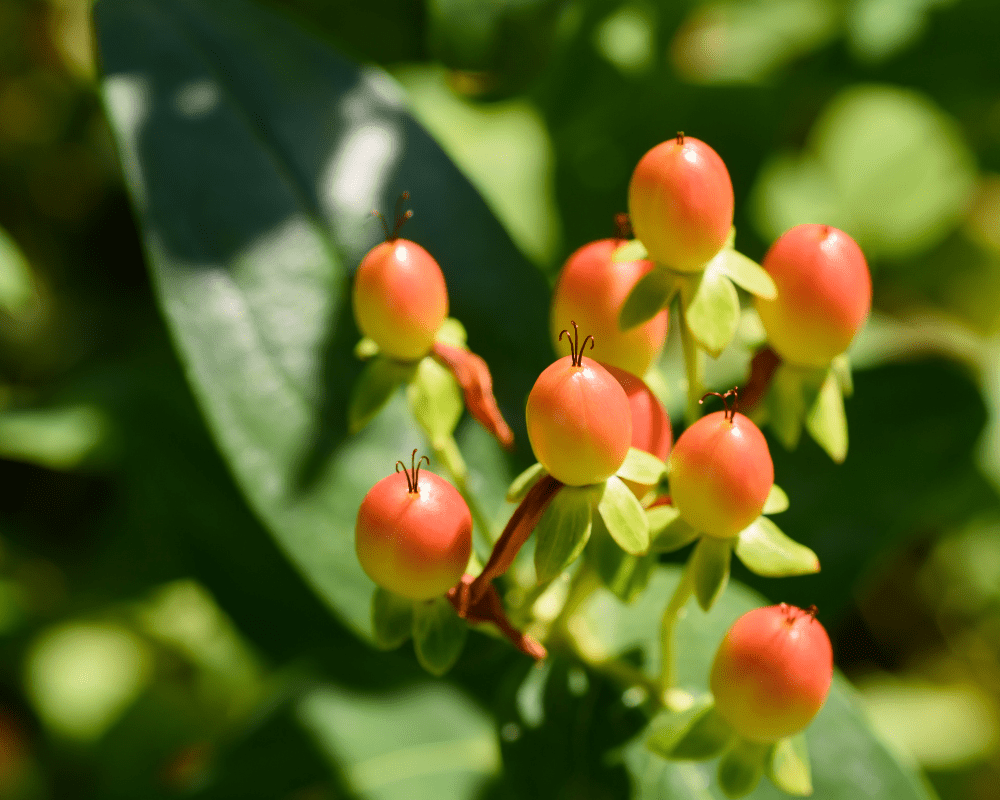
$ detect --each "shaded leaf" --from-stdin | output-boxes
[371,587,414,650]
[506,461,547,503]
[735,516,820,578]
[648,505,701,553]
[620,267,677,331]
[681,262,741,358]
[590,512,656,603]
[647,698,733,761]
[597,476,650,555]
[534,485,593,583]
[412,596,467,676]
[718,738,770,798]
[691,536,732,611]
[348,356,415,434]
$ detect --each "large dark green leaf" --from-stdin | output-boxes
[95,0,550,638]
[572,567,935,800]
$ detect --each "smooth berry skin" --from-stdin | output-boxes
[550,240,668,377]
[710,604,834,743]
[353,239,449,361]
[668,410,773,538]
[526,356,632,487]
[755,225,871,368]
[355,469,471,601]
[628,136,734,273]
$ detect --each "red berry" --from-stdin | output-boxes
[526,330,632,487]
[550,239,668,377]
[710,604,833,743]
[353,238,449,361]
[628,135,734,273]
[754,224,871,368]
[668,405,772,538]
[355,456,471,601]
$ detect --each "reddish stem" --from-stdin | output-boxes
[740,347,781,413]
[432,341,514,449]
[447,574,547,660]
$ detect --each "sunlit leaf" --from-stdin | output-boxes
[762,484,789,515]
[534,485,593,583]
[734,516,820,577]
[506,461,547,503]
[681,262,741,358]
[714,249,776,299]
[597,476,650,555]
[616,447,667,486]
[407,355,463,447]
[767,734,812,796]
[805,370,848,463]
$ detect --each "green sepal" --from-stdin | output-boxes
[806,369,848,463]
[434,316,468,348]
[767,364,810,450]
[680,260,741,358]
[648,505,701,553]
[407,355,462,448]
[597,476,650,555]
[612,238,649,263]
[590,512,656,603]
[646,697,734,761]
[767,734,813,796]
[534,485,594,583]
[411,596,467,677]
[831,352,853,396]
[619,266,676,331]
[616,447,667,486]
[714,249,776,299]
[718,737,771,798]
[762,484,789,515]
[734,516,820,578]
[506,462,547,503]
[371,587,414,650]
[348,356,416,434]
[354,336,380,360]
[690,535,732,611]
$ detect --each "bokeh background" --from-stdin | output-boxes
[2,0,1000,797]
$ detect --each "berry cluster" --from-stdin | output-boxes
[349,131,870,797]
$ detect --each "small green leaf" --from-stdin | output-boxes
[648,506,701,553]
[647,699,734,761]
[767,364,808,450]
[734,516,820,578]
[806,369,848,463]
[597,476,650,555]
[434,317,468,348]
[506,462,547,503]
[371,588,414,650]
[534,486,594,583]
[407,356,462,447]
[831,353,853,396]
[348,357,415,434]
[353,337,380,360]
[612,238,649,262]
[691,536,732,611]
[718,738,771,798]
[762,484,789,515]
[620,267,676,331]
[590,513,656,603]
[715,249,777,299]
[616,447,667,486]
[767,734,813,796]
[680,262,741,358]
[412,596,467,677]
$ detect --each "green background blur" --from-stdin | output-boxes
[1,0,1000,797]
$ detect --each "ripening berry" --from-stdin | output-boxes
[353,195,449,361]
[526,323,632,487]
[550,239,668,377]
[355,452,471,601]
[668,392,772,538]
[754,224,871,368]
[710,604,833,743]
[628,134,734,273]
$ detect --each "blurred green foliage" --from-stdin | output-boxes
[0,0,999,797]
